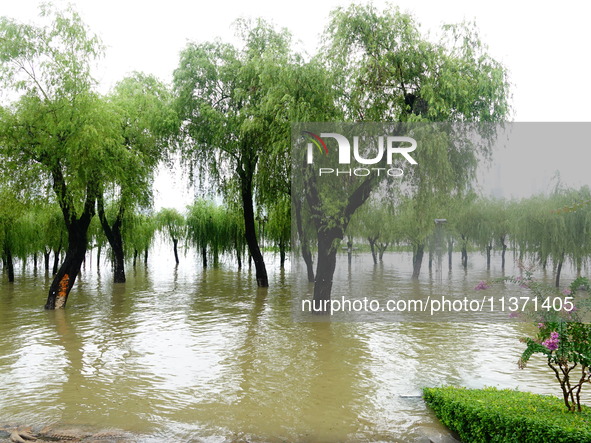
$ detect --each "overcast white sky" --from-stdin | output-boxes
[3,0,591,203]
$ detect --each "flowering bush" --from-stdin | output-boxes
[478,269,591,412]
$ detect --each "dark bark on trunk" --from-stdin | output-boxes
[133,249,138,268]
[33,253,38,272]
[96,245,101,270]
[347,239,353,265]
[486,244,492,270]
[239,168,268,287]
[412,243,424,279]
[45,224,89,309]
[294,197,314,282]
[234,238,242,270]
[378,242,388,262]
[312,229,339,313]
[201,245,207,268]
[501,243,507,271]
[45,167,96,310]
[556,252,565,288]
[279,238,286,269]
[448,239,453,271]
[52,247,61,275]
[172,238,180,265]
[304,159,376,310]
[44,249,50,272]
[368,236,378,265]
[144,248,149,266]
[4,245,14,282]
[97,195,125,283]
[428,249,433,271]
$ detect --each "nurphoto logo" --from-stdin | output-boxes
[302,131,418,177]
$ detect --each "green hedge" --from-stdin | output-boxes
[423,386,591,442]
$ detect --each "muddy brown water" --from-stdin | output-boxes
[0,249,581,441]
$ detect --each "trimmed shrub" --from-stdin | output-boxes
[423,386,591,442]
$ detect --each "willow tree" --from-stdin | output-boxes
[347,199,396,265]
[97,73,176,283]
[0,7,127,308]
[174,19,329,287]
[186,200,240,268]
[301,4,510,308]
[156,208,185,265]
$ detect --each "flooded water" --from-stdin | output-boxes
[0,249,581,441]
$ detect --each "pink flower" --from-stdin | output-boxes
[542,332,560,351]
[537,323,545,328]
[475,281,490,290]
[562,288,572,295]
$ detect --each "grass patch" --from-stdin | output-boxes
[423,386,591,442]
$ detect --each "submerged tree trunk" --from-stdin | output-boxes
[172,238,180,265]
[448,239,453,271]
[378,242,388,262]
[44,248,51,272]
[201,245,207,268]
[279,238,286,269]
[52,246,61,275]
[312,228,340,312]
[144,248,149,266]
[412,243,424,279]
[486,244,492,270]
[501,242,507,271]
[556,251,565,288]
[45,224,89,309]
[239,166,268,287]
[368,236,378,265]
[294,197,314,282]
[234,237,242,270]
[45,171,96,310]
[97,195,125,283]
[4,245,14,282]
[96,245,101,270]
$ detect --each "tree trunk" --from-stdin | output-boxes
[279,238,286,269]
[144,248,149,266]
[52,246,61,275]
[486,244,492,270]
[294,198,315,282]
[171,238,179,265]
[461,246,468,269]
[97,195,125,283]
[501,243,507,271]
[368,237,378,265]
[46,170,96,310]
[201,245,207,268]
[44,248,50,272]
[234,238,242,270]
[312,229,340,313]
[4,245,14,283]
[556,252,565,288]
[45,220,91,309]
[378,242,388,262]
[97,245,101,270]
[133,249,138,268]
[412,243,424,279]
[448,239,453,271]
[240,169,268,287]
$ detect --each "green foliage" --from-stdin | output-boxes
[125,212,157,256]
[156,208,185,242]
[423,386,591,442]
[185,200,244,264]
